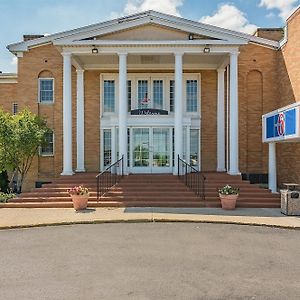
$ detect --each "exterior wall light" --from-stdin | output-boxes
[92,47,98,54]
[203,46,210,53]
[188,34,194,40]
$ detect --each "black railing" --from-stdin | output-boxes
[96,155,124,200]
[178,155,206,200]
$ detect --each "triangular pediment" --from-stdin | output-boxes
[7,10,279,52]
[89,24,219,41]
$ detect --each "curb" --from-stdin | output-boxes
[0,218,299,230]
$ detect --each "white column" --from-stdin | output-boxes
[174,52,183,175]
[61,52,73,175]
[217,68,226,172]
[118,53,128,174]
[268,143,277,193]
[76,69,85,172]
[228,52,240,175]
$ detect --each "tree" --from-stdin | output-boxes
[0,109,50,193]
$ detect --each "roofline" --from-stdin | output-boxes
[7,10,279,53]
[286,5,300,23]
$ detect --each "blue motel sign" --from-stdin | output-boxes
[263,103,300,143]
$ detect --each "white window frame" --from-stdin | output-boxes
[183,74,201,115]
[100,73,201,115]
[38,78,54,104]
[40,131,54,157]
[100,75,118,116]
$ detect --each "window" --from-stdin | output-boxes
[170,80,175,112]
[186,80,198,112]
[103,80,115,112]
[41,131,54,155]
[127,80,132,112]
[12,103,18,115]
[153,80,163,109]
[103,129,112,167]
[39,79,54,103]
[138,80,149,108]
[190,129,199,167]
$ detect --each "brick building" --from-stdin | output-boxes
[0,9,299,192]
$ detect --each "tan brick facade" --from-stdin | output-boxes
[1,10,300,191]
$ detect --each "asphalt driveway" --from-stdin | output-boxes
[0,223,299,299]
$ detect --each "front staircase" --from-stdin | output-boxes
[3,172,280,208]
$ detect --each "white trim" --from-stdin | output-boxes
[7,10,279,53]
[0,73,18,84]
[38,77,55,104]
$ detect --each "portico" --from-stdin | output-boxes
[47,10,276,176]
[59,45,240,176]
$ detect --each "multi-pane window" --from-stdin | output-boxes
[190,129,199,168]
[41,131,54,155]
[39,79,54,103]
[138,80,149,108]
[12,103,18,115]
[169,80,175,112]
[127,80,132,112]
[153,80,163,109]
[103,129,112,166]
[186,80,198,112]
[103,80,115,112]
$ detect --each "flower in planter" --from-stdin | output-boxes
[67,185,89,196]
[218,184,239,195]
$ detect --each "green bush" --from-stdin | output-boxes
[0,192,15,203]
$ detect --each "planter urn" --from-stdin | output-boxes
[219,194,238,210]
[71,195,89,211]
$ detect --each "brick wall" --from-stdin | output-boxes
[0,40,284,189]
[277,10,300,185]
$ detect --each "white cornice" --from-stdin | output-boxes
[61,45,239,55]
[7,10,279,54]
[55,40,247,46]
[0,73,18,83]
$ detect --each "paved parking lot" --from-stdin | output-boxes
[1,223,299,299]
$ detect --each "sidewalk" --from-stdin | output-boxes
[0,207,299,230]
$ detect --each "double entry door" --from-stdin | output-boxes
[131,127,172,173]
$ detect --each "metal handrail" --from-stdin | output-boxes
[177,155,206,200]
[96,155,124,200]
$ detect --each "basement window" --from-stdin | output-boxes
[12,103,18,115]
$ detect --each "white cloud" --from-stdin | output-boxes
[259,0,299,20]
[123,0,183,16]
[200,4,257,34]
[11,56,17,65]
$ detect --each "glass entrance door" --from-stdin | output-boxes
[131,127,172,173]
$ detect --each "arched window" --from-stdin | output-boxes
[38,70,54,103]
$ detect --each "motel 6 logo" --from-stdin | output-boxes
[276,112,285,136]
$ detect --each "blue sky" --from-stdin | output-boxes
[0,0,299,73]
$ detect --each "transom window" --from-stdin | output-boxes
[103,80,115,112]
[39,79,54,103]
[186,80,198,112]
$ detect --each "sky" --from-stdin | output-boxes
[0,0,299,73]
